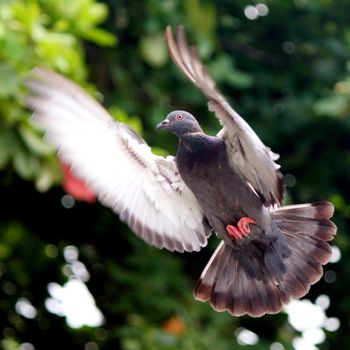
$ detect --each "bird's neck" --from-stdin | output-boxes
[172,123,203,137]
[176,133,224,178]
[179,132,207,153]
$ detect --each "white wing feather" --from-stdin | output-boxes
[24,68,211,253]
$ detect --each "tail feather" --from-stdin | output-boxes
[210,244,235,311]
[278,267,308,299]
[271,201,334,219]
[240,269,271,317]
[231,263,250,316]
[275,216,336,241]
[263,240,288,278]
[194,241,226,302]
[194,201,336,317]
[292,245,323,282]
[264,280,285,313]
[285,232,332,264]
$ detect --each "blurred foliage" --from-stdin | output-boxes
[0,0,116,192]
[1,0,350,349]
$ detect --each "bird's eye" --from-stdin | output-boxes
[176,114,184,121]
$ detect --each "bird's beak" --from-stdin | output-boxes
[156,119,170,129]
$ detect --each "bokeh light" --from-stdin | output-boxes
[285,297,341,350]
[15,298,37,319]
[236,327,259,345]
[45,279,104,329]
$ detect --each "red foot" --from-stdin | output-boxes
[226,217,257,240]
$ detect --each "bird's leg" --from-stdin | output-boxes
[226,217,257,240]
[237,217,257,234]
[226,225,244,239]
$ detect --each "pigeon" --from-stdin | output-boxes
[24,25,337,317]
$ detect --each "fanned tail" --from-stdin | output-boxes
[194,201,337,317]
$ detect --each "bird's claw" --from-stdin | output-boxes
[226,217,257,240]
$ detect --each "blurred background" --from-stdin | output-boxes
[0,0,349,349]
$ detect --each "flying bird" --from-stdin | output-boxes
[24,25,337,317]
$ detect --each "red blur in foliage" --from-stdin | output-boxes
[61,163,96,203]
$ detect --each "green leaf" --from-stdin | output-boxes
[185,0,217,38]
[83,3,108,25]
[0,21,5,39]
[109,106,143,135]
[79,27,117,46]
[313,94,348,117]
[139,33,167,67]
[11,0,41,34]
[19,124,55,156]
[35,161,60,192]
[209,55,254,89]
[1,338,21,350]
[12,144,39,180]
[34,30,77,47]
[0,129,13,169]
[0,148,11,169]
[35,39,85,74]
[0,64,20,98]
[151,147,169,157]
[0,30,31,65]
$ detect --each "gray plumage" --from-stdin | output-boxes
[165,26,284,207]
[158,110,336,317]
[159,27,337,317]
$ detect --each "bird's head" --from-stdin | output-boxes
[157,110,202,137]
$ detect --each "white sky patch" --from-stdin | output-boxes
[292,337,318,350]
[236,327,259,345]
[19,343,35,350]
[71,261,90,282]
[256,3,269,16]
[62,245,90,281]
[303,328,325,345]
[271,342,284,350]
[45,279,104,329]
[244,5,259,20]
[324,317,340,332]
[64,245,79,262]
[285,297,340,350]
[244,4,269,20]
[15,298,37,319]
[315,295,330,310]
[45,245,103,328]
[330,245,341,263]
[285,299,326,332]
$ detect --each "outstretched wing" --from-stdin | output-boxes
[24,68,211,252]
[166,25,284,207]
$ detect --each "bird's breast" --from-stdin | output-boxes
[176,134,264,235]
[176,135,224,178]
